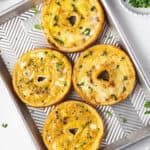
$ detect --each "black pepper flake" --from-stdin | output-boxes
[54,37,64,45]
[110,94,118,100]
[91,6,96,11]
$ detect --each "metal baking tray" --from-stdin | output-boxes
[0,0,150,149]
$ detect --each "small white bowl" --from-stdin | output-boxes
[120,0,150,16]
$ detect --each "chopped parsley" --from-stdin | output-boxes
[72,4,77,12]
[123,76,128,81]
[101,50,108,56]
[91,6,96,11]
[79,65,83,68]
[56,1,61,6]
[2,123,8,128]
[144,101,150,108]
[34,24,41,30]
[53,15,59,26]
[122,117,127,123]
[31,5,39,14]
[54,37,64,45]
[77,82,84,87]
[129,0,150,8]
[122,86,126,92]
[110,94,118,100]
[144,111,150,115]
[56,62,63,71]
[83,28,91,36]
[106,111,113,117]
[83,51,93,58]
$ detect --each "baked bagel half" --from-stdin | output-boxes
[43,100,104,150]
[73,45,136,105]
[41,0,104,52]
[12,48,72,107]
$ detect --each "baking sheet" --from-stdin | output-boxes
[0,1,150,149]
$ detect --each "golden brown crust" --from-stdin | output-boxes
[43,100,104,150]
[73,45,136,106]
[12,48,72,107]
[41,0,105,52]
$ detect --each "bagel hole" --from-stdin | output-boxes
[37,76,46,82]
[69,128,78,135]
[98,70,109,81]
[67,16,76,26]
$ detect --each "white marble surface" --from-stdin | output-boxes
[0,77,37,150]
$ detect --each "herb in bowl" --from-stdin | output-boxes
[129,0,150,8]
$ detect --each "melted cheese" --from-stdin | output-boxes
[41,0,104,52]
[43,101,104,150]
[73,45,136,105]
[12,48,72,107]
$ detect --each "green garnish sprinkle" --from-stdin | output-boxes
[129,0,150,8]
[34,24,41,30]
[83,28,91,36]
[2,123,8,128]
[56,62,63,71]
[144,101,150,108]
[144,111,150,115]
[106,111,113,117]
[31,6,39,14]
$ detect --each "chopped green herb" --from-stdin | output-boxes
[72,4,77,12]
[56,62,63,71]
[2,123,8,128]
[79,65,83,68]
[106,110,113,117]
[144,101,150,108]
[122,117,127,123]
[34,24,41,30]
[53,15,59,26]
[54,37,64,45]
[144,110,150,115]
[64,82,67,86]
[83,51,93,58]
[116,64,120,69]
[77,82,84,87]
[123,76,128,81]
[91,6,96,11]
[51,54,56,58]
[56,1,61,6]
[121,57,125,61]
[87,133,93,139]
[83,28,91,36]
[31,6,39,14]
[122,86,126,92]
[101,50,108,56]
[111,94,118,100]
[129,0,150,8]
